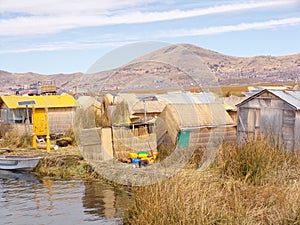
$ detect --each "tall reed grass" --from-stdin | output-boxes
[124,139,300,224]
[0,131,31,148]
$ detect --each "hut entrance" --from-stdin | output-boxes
[177,130,190,149]
[33,108,48,135]
[247,108,261,139]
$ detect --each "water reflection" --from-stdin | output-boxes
[0,170,132,225]
[83,181,131,221]
[0,169,40,184]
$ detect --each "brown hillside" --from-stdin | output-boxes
[1,44,299,93]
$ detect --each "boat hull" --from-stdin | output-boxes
[0,156,42,171]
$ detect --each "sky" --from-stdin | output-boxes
[0,0,300,74]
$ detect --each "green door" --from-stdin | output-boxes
[177,130,190,149]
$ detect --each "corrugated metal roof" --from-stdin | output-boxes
[286,91,300,101]
[268,90,300,110]
[156,91,217,104]
[0,95,79,109]
[237,89,300,110]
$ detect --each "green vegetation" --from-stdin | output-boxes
[124,139,300,225]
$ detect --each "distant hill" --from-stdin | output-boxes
[0,70,83,94]
[1,44,299,94]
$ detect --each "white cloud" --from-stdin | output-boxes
[2,17,300,54]
[0,0,298,36]
[0,40,134,54]
[156,17,300,38]
[0,0,158,15]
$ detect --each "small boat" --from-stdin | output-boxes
[0,155,42,171]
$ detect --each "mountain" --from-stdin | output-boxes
[1,44,299,94]
[0,70,84,94]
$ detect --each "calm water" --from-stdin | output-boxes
[0,170,132,225]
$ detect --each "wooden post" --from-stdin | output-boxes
[45,107,51,153]
[32,106,37,149]
[143,100,146,122]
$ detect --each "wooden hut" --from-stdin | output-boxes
[0,95,78,136]
[236,89,300,151]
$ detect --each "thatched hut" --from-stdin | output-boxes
[100,93,159,160]
[156,103,236,151]
[236,89,300,151]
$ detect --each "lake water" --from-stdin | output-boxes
[0,170,132,225]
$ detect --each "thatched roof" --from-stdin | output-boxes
[131,100,166,114]
[77,96,102,109]
[159,103,234,130]
[222,96,247,111]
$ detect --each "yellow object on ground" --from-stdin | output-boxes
[141,157,155,164]
[152,151,158,159]
[130,152,138,158]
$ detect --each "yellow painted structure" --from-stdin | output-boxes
[1,95,78,109]
[33,108,48,135]
[0,95,78,152]
[32,107,50,152]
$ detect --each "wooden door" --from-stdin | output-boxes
[33,108,48,135]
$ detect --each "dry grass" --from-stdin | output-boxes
[124,139,300,225]
[0,131,31,148]
[35,153,91,179]
[216,139,300,185]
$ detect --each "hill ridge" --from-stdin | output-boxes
[1,44,299,94]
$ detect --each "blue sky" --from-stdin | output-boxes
[0,0,300,74]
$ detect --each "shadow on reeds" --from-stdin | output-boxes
[124,139,300,225]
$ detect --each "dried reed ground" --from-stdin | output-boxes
[124,140,300,225]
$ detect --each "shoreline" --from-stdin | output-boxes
[0,146,97,180]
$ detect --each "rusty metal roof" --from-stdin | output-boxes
[0,95,79,109]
